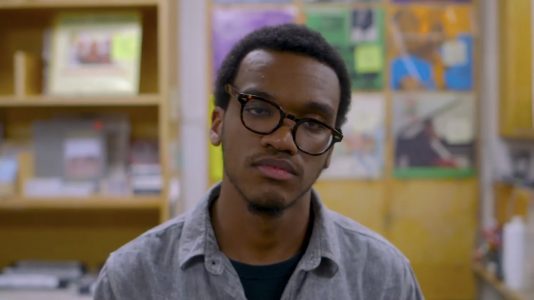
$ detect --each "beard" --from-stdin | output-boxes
[245,195,287,218]
[219,126,324,218]
[224,166,304,218]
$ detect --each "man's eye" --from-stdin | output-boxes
[245,103,274,117]
[302,121,326,132]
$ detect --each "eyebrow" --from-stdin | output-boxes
[303,101,336,122]
[240,88,336,121]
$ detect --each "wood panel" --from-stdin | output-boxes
[315,180,387,235]
[499,0,533,137]
[388,179,478,266]
[0,210,159,270]
[1,106,159,140]
[413,263,475,300]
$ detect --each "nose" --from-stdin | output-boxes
[259,119,298,155]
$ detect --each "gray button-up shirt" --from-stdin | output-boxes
[94,185,424,299]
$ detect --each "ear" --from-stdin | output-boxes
[210,107,225,146]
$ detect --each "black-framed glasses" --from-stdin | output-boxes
[225,84,343,156]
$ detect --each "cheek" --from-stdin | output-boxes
[302,157,328,180]
[221,119,258,161]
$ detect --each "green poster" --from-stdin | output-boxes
[305,8,385,91]
[305,9,350,47]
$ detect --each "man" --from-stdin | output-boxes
[95,24,423,300]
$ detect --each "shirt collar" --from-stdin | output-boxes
[298,189,340,276]
[178,184,340,276]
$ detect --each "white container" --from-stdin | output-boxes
[503,216,526,290]
[525,200,534,290]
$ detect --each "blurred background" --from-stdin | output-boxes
[0,0,533,299]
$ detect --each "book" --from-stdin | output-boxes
[63,131,106,182]
[129,139,161,195]
[47,11,142,95]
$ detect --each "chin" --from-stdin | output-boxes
[245,192,292,218]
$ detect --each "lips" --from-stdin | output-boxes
[252,158,298,180]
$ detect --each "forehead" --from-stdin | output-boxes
[233,49,340,115]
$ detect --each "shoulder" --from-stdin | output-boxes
[99,215,187,288]
[323,209,423,298]
[94,214,189,299]
[324,209,411,273]
[108,214,187,270]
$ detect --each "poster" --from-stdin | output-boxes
[390,5,474,91]
[304,0,379,3]
[393,0,470,3]
[321,94,385,179]
[215,0,291,3]
[306,8,385,90]
[393,93,476,178]
[212,8,296,76]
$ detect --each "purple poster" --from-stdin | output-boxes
[212,8,296,76]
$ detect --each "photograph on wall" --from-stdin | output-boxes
[390,5,474,91]
[304,0,380,3]
[215,0,292,3]
[212,8,296,76]
[393,92,476,178]
[48,12,142,95]
[321,94,385,179]
[393,0,470,3]
[305,8,385,90]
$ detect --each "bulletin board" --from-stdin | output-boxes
[207,1,479,299]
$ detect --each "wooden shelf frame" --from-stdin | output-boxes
[0,196,162,210]
[473,263,531,300]
[0,94,161,107]
[0,0,160,9]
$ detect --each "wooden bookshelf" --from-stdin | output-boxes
[0,0,177,270]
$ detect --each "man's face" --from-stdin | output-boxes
[211,50,340,216]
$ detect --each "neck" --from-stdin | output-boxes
[210,182,312,265]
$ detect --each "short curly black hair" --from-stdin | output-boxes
[214,24,351,128]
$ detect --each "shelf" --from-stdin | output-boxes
[0,94,160,107]
[473,263,532,300]
[0,0,159,9]
[0,196,162,210]
[502,131,534,140]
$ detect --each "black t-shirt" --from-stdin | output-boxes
[230,253,303,300]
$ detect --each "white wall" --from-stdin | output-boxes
[480,0,513,228]
[178,0,209,211]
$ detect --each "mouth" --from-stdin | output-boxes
[252,158,298,181]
